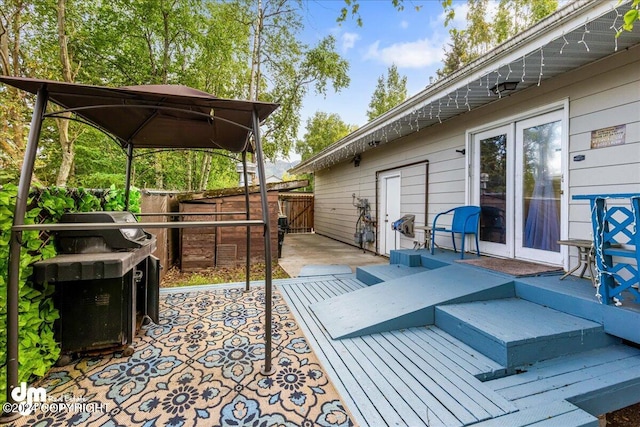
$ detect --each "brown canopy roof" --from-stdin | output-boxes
[0,76,279,152]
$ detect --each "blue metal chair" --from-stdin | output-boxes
[431,206,481,259]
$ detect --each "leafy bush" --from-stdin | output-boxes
[0,185,141,399]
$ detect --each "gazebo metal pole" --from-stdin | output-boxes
[242,151,251,292]
[124,144,134,210]
[4,87,49,415]
[252,109,274,375]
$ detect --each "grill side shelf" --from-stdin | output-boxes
[33,246,154,284]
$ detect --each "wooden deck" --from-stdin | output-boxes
[277,264,640,426]
[278,276,517,426]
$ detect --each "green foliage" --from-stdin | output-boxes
[296,112,358,162]
[0,184,60,400]
[2,0,350,188]
[366,64,408,121]
[0,184,141,399]
[438,0,558,78]
[102,185,141,213]
[337,0,415,27]
[617,0,640,36]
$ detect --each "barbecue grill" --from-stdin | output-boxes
[33,211,160,364]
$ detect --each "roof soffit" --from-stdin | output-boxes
[292,0,640,174]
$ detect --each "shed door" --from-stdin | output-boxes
[379,172,401,256]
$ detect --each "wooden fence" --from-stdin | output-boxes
[280,193,314,233]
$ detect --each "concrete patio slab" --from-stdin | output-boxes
[278,233,386,277]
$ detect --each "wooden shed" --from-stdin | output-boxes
[179,180,307,272]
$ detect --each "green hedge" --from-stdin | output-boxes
[0,184,140,400]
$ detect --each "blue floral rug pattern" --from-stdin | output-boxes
[5,286,354,427]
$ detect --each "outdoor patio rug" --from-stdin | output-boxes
[456,257,563,277]
[4,285,355,427]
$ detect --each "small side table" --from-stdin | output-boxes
[414,225,433,250]
[557,239,596,286]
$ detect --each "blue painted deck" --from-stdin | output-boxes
[436,298,617,369]
[312,265,514,339]
[356,263,428,285]
[276,248,640,426]
[298,264,353,277]
[279,276,517,426]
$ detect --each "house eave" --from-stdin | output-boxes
[291,0,640,175]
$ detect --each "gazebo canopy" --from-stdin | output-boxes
[0,76,279,152]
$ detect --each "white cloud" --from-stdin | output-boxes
[341,32,360,52]
[363,37,445,69]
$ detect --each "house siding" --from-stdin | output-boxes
[314,45,640,260]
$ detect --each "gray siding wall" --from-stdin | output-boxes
[314,45,640,259]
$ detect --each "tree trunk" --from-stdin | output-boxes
[199,153,212,190]
[249,0,263,102]
[0,3,26,167]
[55,0,75,186]
[155,153,164,189]
[247,0,264,180]
[187,151,193,191]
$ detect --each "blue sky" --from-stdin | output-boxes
[292,0,469,159]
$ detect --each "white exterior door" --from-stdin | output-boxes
[514,110,564,265]
[379,173,401,256]
[472,109,565,265]
[473,125,514,258]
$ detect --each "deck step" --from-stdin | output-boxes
[355,263,428,285]
[297,264,353,277]
[312,264,514,339]
[390,249,423,266]
[436,298,618,369]
[487,344,640,416]
[388,248,452,269]
[469,400,598,427]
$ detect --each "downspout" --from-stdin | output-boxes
[425,161,429,227]
[251,109,274,375]
[242,151,251,292]
[124,143,134,210]
[3,87,49,418]
[375,173,379,255]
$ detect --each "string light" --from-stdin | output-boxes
[560,32,569,54]
[521,55,526,82]
[579,22,590,52]
[486,73,492,97]
[495,68,503,98]
[454,89,459,109]
[538,47,545,86]
[611,4,623,51]
[437,99,442,124]
[464,83,471,111]
[506,63,513,82]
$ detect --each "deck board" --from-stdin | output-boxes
[486,344,640,411]
[470,400,598,427]
[384,330,513,418]
[405,327,507,380]
[282,279,390,426]
[279,277,517,426]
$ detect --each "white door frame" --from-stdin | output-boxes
[466,101,569,266]
[471,124,515,259]
[514,109,565,265]
[379,171,401,256]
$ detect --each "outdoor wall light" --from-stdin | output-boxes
[353,154,361,167]
[491,81,519,95]
[368,140,380,147]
